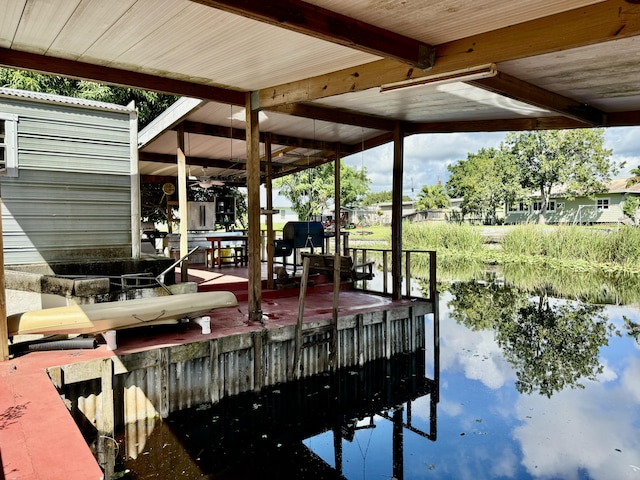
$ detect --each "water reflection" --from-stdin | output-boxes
[446,280,615,398]
[117,351,438,479]
[111,274,640,480]
[421,257,640,305]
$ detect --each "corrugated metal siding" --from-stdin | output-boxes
[57,302,432,429]
[0,96,133,265]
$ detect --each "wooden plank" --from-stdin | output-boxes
[189,0,434,69]
[0,196,7,361]
[170,342,210,363]
[265,134,275,289]
[246,93,263,324]
[159,348,169,418]
[0,47,245,105]
[258,0,640,108]
[391,122,404,300]
[470,71,605,126]
[61,359,104,384]
[177,125,189,283]
[210,339,220,404]
[253,330,263,392]
[97,358,115,478]
[331,148,340,371]
[293,256,311,380]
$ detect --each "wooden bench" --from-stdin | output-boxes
[301,253,375,281]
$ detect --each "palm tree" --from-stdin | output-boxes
[627,165,640,187]
[415,184,450,211]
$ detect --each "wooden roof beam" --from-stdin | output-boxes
[266,103,395,131]
[189,0,434,70]
[257,0,640,108]
[174,120,356,153]
[405,116,590,135]
[0,47,246,105]
[469,72,606,126]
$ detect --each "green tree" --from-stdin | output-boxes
[504,129,619,224]
[0,68,176,128]
[415,184,450,211]
[446,147,521,224]
[627,165,640,187]
[273,160,370,220]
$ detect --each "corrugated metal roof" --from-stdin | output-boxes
[0,88,135,114]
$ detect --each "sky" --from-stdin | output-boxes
[267,126,640,207]
[341,126,640,200]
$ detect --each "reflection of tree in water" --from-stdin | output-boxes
[446,280,614,398]
[623,316,640,345]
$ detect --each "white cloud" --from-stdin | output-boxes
[438,306,515,390]
[266,126,640,206]
[513,358,640,480]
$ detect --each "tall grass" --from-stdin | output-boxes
[502,225,640,271]
[401,222,483,254]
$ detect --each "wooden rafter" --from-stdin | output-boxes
[257,0,640,109]
[469,72,606,126]
[189,0,435,70]
[174,120,356,154]
[0,47,245,104]
[267,103,395,131]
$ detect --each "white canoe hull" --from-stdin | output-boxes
[8,291,237,336]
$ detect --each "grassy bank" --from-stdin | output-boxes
[383,223,640,274]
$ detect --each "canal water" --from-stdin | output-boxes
[114,274,640,479]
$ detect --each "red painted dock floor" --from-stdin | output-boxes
[0,263,414,479]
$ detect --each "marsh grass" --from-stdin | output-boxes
[502,225,640,272]
[400,222,484,254]
[373,222,640,274]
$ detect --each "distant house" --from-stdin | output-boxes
[504,178,640,225]
[376,201,415,225]
[0,88,139,266]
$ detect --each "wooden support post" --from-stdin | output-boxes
[177,124,189,283]
[391,122,404,300]
[0,197,8,361]
[265,134,275,289]
[384,310,391,359]
[405,251,411,297]
[292,256,311,379]
[357,313,364,366]
[210,339,220,404]
[382,250,389,295]
[246,93,263,323]
[253,330,263,392]
[331,145,341,371]
[159,348,170,418]
[97,358,115,477]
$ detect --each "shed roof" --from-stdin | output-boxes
[0,87,136,114]
[2,0,640,184]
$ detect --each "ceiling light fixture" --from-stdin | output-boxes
[379,63,498,93]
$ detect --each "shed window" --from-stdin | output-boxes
[0,114,18,177]
[596,198,609,211]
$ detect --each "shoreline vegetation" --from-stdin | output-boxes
[376,223,640,276]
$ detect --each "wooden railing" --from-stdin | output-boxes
[260,230,437,302]
[347,247,437,302]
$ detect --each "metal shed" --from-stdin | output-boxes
[0,88,139,265]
